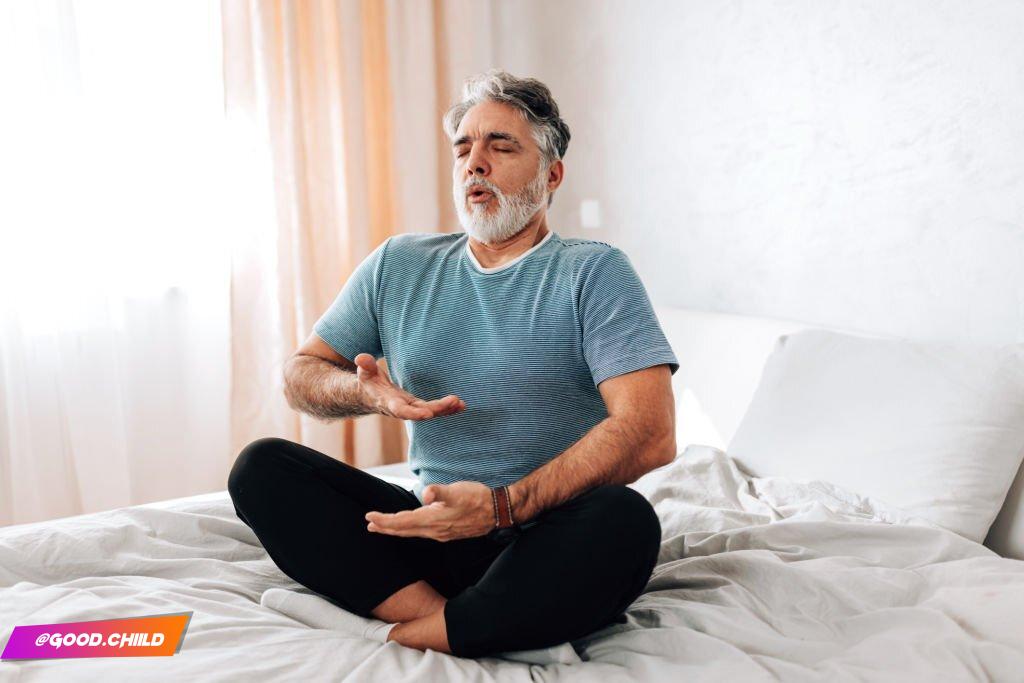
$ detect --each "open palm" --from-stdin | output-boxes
[354,353,465,421]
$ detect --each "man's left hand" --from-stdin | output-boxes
[365,481,495,542]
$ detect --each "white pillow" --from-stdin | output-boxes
[986,460,1024,558]
[727,329,1024,543]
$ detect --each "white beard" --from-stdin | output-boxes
[453,163,548,245]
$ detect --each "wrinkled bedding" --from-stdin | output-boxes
[2,445,1023,681]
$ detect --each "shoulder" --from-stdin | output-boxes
[550,235,633,281]
[554,235,617,258]
[381,231,464,260]
[386,231,464,249]
[373,232,465,273]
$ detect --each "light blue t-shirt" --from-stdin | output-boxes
[312,230,679,503]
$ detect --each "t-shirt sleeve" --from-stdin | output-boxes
[312,237,391,362]
[577,247,680,387]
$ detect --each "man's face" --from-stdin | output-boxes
[451,100,552,244]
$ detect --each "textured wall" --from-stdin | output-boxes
[493,0,1024,344]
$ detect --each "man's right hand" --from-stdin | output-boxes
[353,353,465,421]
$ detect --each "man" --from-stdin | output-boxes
[228,69,680,659]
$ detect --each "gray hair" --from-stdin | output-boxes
[443,69,570,207]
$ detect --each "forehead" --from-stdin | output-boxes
[454,100,535,147]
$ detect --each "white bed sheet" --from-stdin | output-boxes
[2,448,1023,682]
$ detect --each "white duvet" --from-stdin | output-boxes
[2,445,1023,682]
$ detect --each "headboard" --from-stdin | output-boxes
[652,304,1024,559]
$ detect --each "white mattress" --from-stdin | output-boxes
[2,451,1024,682]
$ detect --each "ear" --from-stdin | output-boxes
[546,158,564,194]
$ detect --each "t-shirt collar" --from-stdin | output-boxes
[465,230,554,274]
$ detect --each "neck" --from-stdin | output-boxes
[467,214,550,269]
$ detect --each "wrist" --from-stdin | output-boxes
[490,485,515,528]
[350,375,379,415]
[506,481,530,525]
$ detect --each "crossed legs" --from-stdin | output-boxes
[228,437,662,658]
[372,580,450,652]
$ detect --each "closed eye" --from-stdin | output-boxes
[454,147,513,159]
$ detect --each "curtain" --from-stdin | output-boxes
[0,0,231,526]
[0,0,496,527]
[221,0,496,465]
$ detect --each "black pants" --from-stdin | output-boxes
[227,437,662,658]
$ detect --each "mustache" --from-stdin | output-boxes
[461,178,502,196]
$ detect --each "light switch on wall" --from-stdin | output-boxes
[580,199,602,230]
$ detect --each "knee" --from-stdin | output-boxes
[585,485,662,554]
[585,486,662,605]
[227,437,289,503]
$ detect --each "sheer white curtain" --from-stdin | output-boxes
[0,1,233,526]
[0,0,500,528]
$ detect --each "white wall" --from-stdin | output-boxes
[493,0,1024,345]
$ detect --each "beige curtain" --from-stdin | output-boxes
[220,0,496,467]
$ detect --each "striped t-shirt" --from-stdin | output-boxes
[313,230,679,503]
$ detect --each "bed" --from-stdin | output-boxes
[2,306,1024,682]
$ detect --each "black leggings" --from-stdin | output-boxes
[227,437,662,658]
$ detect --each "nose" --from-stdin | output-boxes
[464,144,490,179]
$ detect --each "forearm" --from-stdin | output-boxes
[507,416,674,524]
[282,355,377,421]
